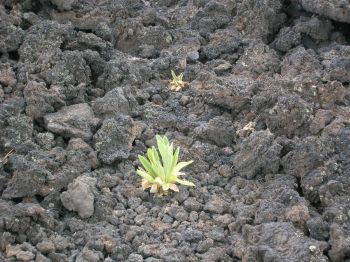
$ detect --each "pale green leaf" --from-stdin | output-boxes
[179,73,183,81]
[137,169,155,183]
[147,147,159,164]
[157,136,173,181]
[171,147,180,171]
[176,178,195,186]
[162,183,170,191]
[171,70,177,80]
[154,177,164,185]
[138,155,156,178]
[173,160,193,174]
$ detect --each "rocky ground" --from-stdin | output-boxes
[0,0,349,261]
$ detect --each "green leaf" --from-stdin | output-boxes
[153,158,166,181]
[137,169,155,183]
[171,147,180,172]
[138,155,157,178]
[173,160,193,174]
[154,177,164,185]
[176,178,195,186]
[147,147,158,164]
[162,183,170,191]
[157,136,173,182]
[179,73,183,81]
[171,70,177,80]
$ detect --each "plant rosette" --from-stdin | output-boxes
[137,135,195,196]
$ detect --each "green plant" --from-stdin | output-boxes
[169,70,185,91]
[137,135,195,195]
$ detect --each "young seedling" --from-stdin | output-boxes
[137,135,195,195]
[169,70,186,91]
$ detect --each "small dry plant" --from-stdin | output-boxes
[169,70,186,91]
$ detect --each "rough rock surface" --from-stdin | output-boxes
[60,176,96,219]
[44,103,100,141]
[0,0,350,261]
[298,0,350,23]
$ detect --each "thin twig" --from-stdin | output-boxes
[1,148,15,164]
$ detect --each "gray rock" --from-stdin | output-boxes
[186,51,199,62]
[1,114,34,150]
[281,47,322,81]
[200,247,231,262]
[2,155,49,199]
[295,17,332,41]
[49,0,74,11]
[94,22,113,42]
[298,0,350,23]
[233,42,280,77]
[60,175,97,219]
[36,240,55,254]
[48,252,68,261]
[44,103,100,141]
[183,197,202,212]
[93,116,143,164]
[206,227,226,242]
[174,209,188,222]
[309,110,333,134]
[50,5,113,31]
[35,253,51,262]
[0,87,4,103]
[97,57,151,92]
[213,61,232,75]
[194,116,235,147]
[76,248,102,262]
[19,21,73,63]
[204,196,229,214]
[320,44,350,83]
[24,81,65,120]
[127,253,143,262]
[272,27,301,52]
[196,239,214,253]
[2,242,36,261]
[264,93,313,137]
[82,49,106,79]
[328,224,350,262]
[191,1,233,36]
[233,0,286,42]
[92,87,130,119]
[68,31,108,54]
[182,228,204,242]
[144,258,162,262]
[201,29,240,60]
[139,44,157,58]
[242,222,329,261]
[16,250,35,261]
[233,130,282,179]
[0,8,24,53]
[191,74,252,114]
[36,132,56,150]
[307,217,329,241]
[43,50,91,86]
[115,23,171,56]
[282,136,334,178]
[0,64,17,87]
[159,246,186,261]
